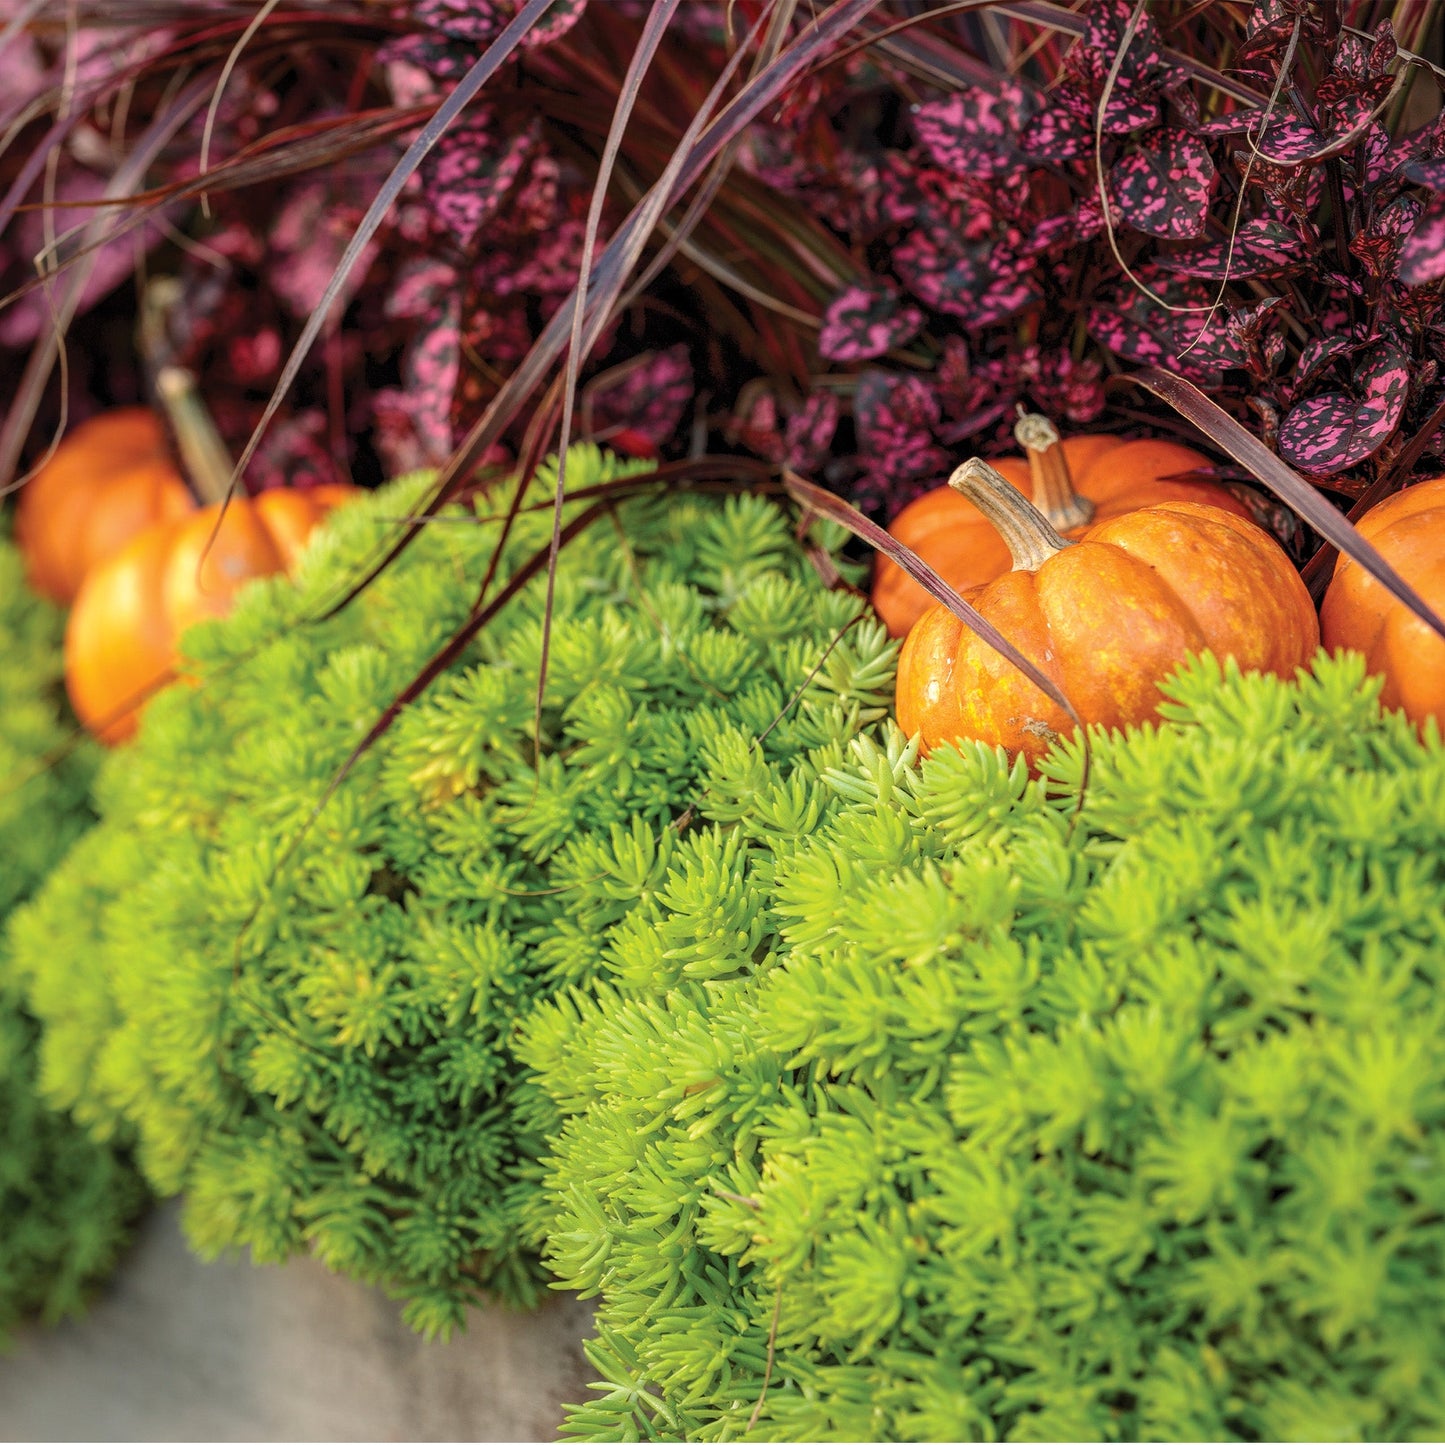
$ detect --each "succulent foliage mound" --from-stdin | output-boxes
[526,653,1445,1442]
[8,449,896,1336]
[0,540,143,1339]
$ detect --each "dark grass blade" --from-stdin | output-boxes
[1130,368,1445,639]
[326,462,783,771]
[308,0,775,620]
[538,0,684,757]
[244,495,619,929]
[782,469,1085,731]
[0,108,429,319]
[840,2,1040,89]
[216,0,560,517]
[620,0,798,305]
[0,7,396,237]
[0,76,215,489]
[378,457,783,524]
[219,485,601,962]
[312,0,888,623]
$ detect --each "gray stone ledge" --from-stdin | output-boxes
[0,1203,594,1442]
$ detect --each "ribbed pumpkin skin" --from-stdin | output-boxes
[872,434,1256,637]
[65,487,355,742]
[15,409,194,603]
[897,501,1319,767]
[1321,475,1445,731]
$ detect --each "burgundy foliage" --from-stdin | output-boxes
[4,0,1445,516]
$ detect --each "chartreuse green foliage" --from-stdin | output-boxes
[523,652,1445,1442]
[0,541,95,917]
[6,448,896,1337]
[0,538,143,1340]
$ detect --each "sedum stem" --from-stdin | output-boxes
[1014,411,1095,531]
[948,457,1072,573]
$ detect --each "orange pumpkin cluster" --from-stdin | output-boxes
[882,418,1445,767]
[16,402,353,743]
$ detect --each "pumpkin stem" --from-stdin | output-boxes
[948,457,1072,573]
[155,364,237,507]
[1014,411,1095,531]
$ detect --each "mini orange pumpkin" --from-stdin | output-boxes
[895,458,1319,767]
[60,367,356,743]
[65,486,355,743]
[872,415,1258,637]
[14,407,195,603]
[1320,474,1445,732]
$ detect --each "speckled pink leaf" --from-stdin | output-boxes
[247,409,346,492]
[1233,0,1317,78]
[1067,0,1178,134]
[780,392,841,473]
[1194,105,1265,136]
[410,0,508,44]
[1404,157,1445,190]
[1317,24,1396,109]
[732,387,839,474]
[381,0,507,81]
[893,228,1041,326]
[425,112,539,252]
[1087,305,1172,367]
[389,285,462,464]
[1359,122,1394,187]
[1238,151,1326,212]
[912,82,1034,178]
[1022,195,1105,255]
[1155,218,1305,278]
[384,0,581,79]
[1349,195,1422,283]
[1174,298,1288,376]
[1226,296,1288,381]
[1396,100,1445,163]
[385,258,458,319]
[1109,128,1215,239]
[1253,92,1375,164]
[1034,352,1107,425]
[1394,287,1442,331]
[1176,313,1244,372]
[520,0,585,47]
[1399,195,1445,287]
[1252,114,1325,164]
[1087,274,1221,383]
[588,345,693,451]
[1278,343,1410,472]
[818,281,924,361]
[1292,332,1366,397]
[870,152,924,228]
[1018,104,1093,163]
[854,370,948,488]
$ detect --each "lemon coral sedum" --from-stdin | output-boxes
[525,652,1445,1442]
[7,450,895,1337]
[0,536,143,1339]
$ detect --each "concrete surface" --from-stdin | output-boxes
[0,1203,596,1442]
